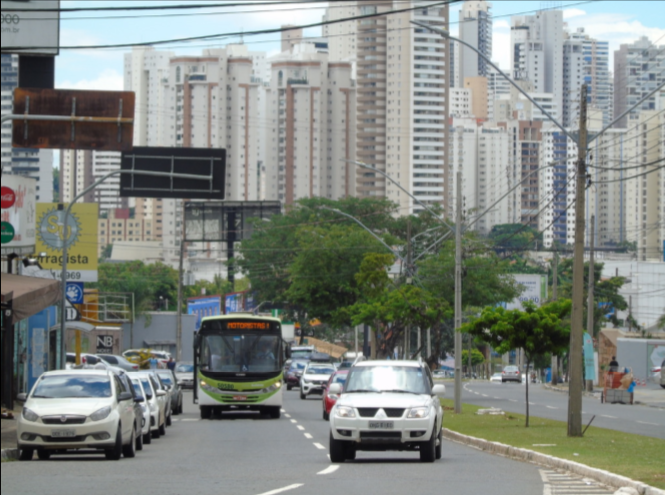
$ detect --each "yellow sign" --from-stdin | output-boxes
[36,203,99,282]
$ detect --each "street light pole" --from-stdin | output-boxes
[454,171,463,414]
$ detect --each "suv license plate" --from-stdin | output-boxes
[368,421,394,430]
[51,429,76,438]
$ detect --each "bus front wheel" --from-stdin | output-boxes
[200,406,213,420]
[268,407,281,420]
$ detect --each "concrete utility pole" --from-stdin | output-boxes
[568,85,589,437]
[586,215,596,392]
[454,171,463,414]
[176,232,185,363]
[407,219,413,359]
[551,249,559,384]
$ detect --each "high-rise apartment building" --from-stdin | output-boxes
[324,1,450,215]
[614,36,665,129]
[264,45,357,203]
[458,0,492,82]
[511,10,564,127]
[1,53,54,203]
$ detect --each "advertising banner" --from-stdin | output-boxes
[225,292,245,315]
[0,175,37,256]
[504,274,548,310]
[1,0,60,56]
[35,203,99,282]
[583,332,596,381]
[187,296,222,329]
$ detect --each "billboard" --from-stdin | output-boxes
[187,296,222,330]
[225,292,245,315]
[504,274,548,310]
[35,203,99,282]
[0,175,37,256]
[1,0,60,56]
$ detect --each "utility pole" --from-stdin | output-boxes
[454,171,463,414]
[176,227,185,363]
[568,85,589,437]
[551,249,559,384]
[586,215,596,392]
[406,219,413,360]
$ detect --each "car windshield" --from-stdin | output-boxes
[139,379,153,399]
[157,374,174,386]
[291,351,312,360]
[290,362,307,371]
[345,366,430,395]
[32,375,112,399]
[131,382,143,397]
[307,366,335,375]
[333,374,348,384]
[177,364,194,373]
[200,334,280,373]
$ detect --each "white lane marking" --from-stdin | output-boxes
[256,484,304,495]
[546,406,558,410]
[509,399,518,403]
[285,414,292,418]
[290,419,298,424]
[493,397,501,399]
[297,425,305,431]
[529,402,535,406]
[304,433,313,440]
[637,421,659,426]
[181,419,199,422]
[601,415,617,419]
[317,465,340,476]
[313,443,326,450]
[281,409,286,413]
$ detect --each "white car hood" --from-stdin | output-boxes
[303,373,332,382]
[337,392,430,409]
[26,398,111,417]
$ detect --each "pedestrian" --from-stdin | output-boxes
[149,355,158,370]
[609,356,619,372]
[167,357,176,372]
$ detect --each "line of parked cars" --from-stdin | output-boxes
[16,355,186,461]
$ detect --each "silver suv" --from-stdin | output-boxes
[328,360,446,463]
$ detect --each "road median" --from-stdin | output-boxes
[441,399,665,494]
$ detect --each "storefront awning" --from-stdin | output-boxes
[1,273,61,325]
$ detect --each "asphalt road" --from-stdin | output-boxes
[1,390,618,495]
[457,381,665,439]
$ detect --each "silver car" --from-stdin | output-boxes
[501,365,522,383]
[156,369,183,416]
[98,354,140,372]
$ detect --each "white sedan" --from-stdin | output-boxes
[490,373,503,383]
[17,370,139,461]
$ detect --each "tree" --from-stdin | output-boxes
[488,224,543,252]
[461,348,485,367]
[461,300,572,427]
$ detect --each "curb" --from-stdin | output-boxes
[443,429,665,495]
[1,449,19,461]
[543,384,664,410]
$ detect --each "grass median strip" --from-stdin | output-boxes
[440,399,665,490]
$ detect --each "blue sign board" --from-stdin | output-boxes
[65,282,84,304]
[27,306,57,393]
[187,296,222,330]
[225,293,244,315]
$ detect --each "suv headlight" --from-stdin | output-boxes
[335,406,356,418]
[22,407,39,422]
[407,407,430,419]
[90,406,112,422]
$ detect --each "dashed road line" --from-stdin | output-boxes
[317,466,340,476]
[509,399,518,402]
[256,484,304,495]
[297,425,305,431]
[285,414,292,418]
[313,443,326,450]
[290,419,298,424]
[636,421,659,426]
[601,415,617,419]
[546,406,558,410]
[304,433,313,440]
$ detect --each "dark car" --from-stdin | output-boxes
[285,360,309,391]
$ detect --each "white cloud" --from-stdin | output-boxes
[57,69,124,91]
[494,20,510,30]
[493,31,511,71]
[563,8,587,20]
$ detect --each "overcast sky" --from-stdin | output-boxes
[53,0,664,91]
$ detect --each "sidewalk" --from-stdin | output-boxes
[1,416,18,451]
[544,382,664,409]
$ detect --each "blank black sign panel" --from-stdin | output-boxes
[120,147,226,200]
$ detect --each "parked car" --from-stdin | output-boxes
[490,373,503,383]
[98,354,139,372]
[65,353,102,368]
[328,360,446,463]
[108,367,145,452]
[432,370,447,379]
[322,370,349,421]
[300,362,336,400]
[175,363,194,389]
[285,360,309,391]
[131,373,166,440]
[129,378,152,445]
[145,371,173,426]
[501,365,522,383]
[156,369,183,415]
[17,370,139,461]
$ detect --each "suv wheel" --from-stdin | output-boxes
[419,428,437,463]
[143,430,152,445]
[19,448,34,461]
[37,450,51,461]
[300,390,306,400]
[330,432,347,464]
[122,426,137,458]
[135,425,144,451]
[105,426,123,461]
[159,419,167,436]
[200,406,212,420]
[435,427,442,460]
[344,445,356,461]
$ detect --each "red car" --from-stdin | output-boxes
[322,370,349,421]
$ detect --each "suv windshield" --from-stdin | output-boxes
[177,364,193,373]
[157,373,174,386]
[32,375,112,399]
[345,366,430,395]
[307,366,335,375]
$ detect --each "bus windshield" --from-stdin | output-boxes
[200,334,280,374]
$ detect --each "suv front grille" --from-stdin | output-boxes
[357,408,379,418]
[360,431,402,440]
[383,408,405,418]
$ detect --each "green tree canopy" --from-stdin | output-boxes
[488,224,543,251]
[461,300,572,427]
